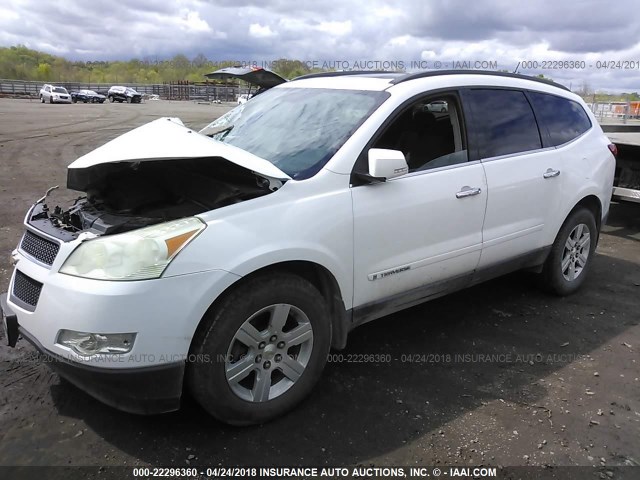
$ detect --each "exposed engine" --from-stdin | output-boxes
[28,157,276,239]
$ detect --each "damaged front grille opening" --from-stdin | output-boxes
[31,157,277,238]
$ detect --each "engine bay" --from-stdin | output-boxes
[28,157,277,238]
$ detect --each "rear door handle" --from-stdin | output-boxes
[543,168,561,179]
[456,186,482,198]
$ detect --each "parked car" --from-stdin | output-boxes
[425,100,448,112]
[39,84,72,104]
[70,89,106,103]
[2,70,615,426]
[237,94,251,104]
[107,86,142,103]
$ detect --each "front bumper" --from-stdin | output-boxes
[1,297,183,414]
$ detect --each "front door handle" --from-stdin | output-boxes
[543,168,561,179]
[456,186,482,198]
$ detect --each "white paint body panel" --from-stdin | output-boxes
[69,117,291,181]
[352,164,487,306]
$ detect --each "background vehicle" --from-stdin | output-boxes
[39,84,71,104]
[425,100,448,112]
[602,125,640,203]
[205,65,286,102]
[107,86,142,103]
[70,89,106,103]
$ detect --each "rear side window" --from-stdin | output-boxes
[466,89,542,158]
[528,92,592,146]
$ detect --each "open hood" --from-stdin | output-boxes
[68,117,290,190]
[204,66,287,89]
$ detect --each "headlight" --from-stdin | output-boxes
[60,217,205,281]
[57,330,136,356]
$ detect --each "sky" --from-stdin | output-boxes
[1,0,639,92]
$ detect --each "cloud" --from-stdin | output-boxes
[249,23,276,38]
[316,20,352,36]
[0,0,639,90]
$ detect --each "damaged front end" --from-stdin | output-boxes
[26,117,290,241]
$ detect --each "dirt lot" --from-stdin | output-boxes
[0,98,639,477]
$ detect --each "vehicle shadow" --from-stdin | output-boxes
[48,248,640,467]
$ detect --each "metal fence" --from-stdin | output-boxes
[0,79,240,102]
[588,101,640,123]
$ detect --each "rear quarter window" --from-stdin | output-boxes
[528,92,592,146]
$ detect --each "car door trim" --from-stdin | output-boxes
[481,224,544,249]
[351,245,552,329]
[367,242,483,281]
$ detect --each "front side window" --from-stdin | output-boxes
[371,93,468,172]
[200,88,389,179]
[528,92,592,146]
[466,89,542,159]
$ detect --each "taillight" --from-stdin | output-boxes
[608,143,618,157]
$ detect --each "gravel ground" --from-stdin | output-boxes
[0,98,638,478]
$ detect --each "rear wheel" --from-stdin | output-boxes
[188,273,331,425]
[541,207,597,296]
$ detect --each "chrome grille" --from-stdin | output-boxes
[12,270,43,310]
[20,230,60,266]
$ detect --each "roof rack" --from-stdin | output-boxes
[292,70,403,81]
[390,70,570,91]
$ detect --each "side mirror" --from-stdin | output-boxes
[368,148,408,180]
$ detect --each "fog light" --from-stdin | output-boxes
[56,330,136,356]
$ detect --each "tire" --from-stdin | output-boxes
[40,95,44,103]
[72,97,77,103]
[126,96,132,103]
[188,273,331,425]
[540,207,597,296]
[108,95,114,103]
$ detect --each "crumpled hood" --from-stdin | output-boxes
[68,117,291,183]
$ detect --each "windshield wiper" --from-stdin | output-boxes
[203,124,234,138]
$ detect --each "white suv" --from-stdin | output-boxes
[2,71,615,425]
[39,84,72,104]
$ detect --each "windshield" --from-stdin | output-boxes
[53,87,68,94]
[200,87,389,179]
[126,88,138,94]
[86,90,97,95]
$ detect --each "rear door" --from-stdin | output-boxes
[462,88,563,269]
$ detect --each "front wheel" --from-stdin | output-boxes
[540,207,597,296]
[188,274,331,425]
[108,95,114,103]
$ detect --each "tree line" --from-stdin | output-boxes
[1,45,638,102]
[0,45,323,84]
